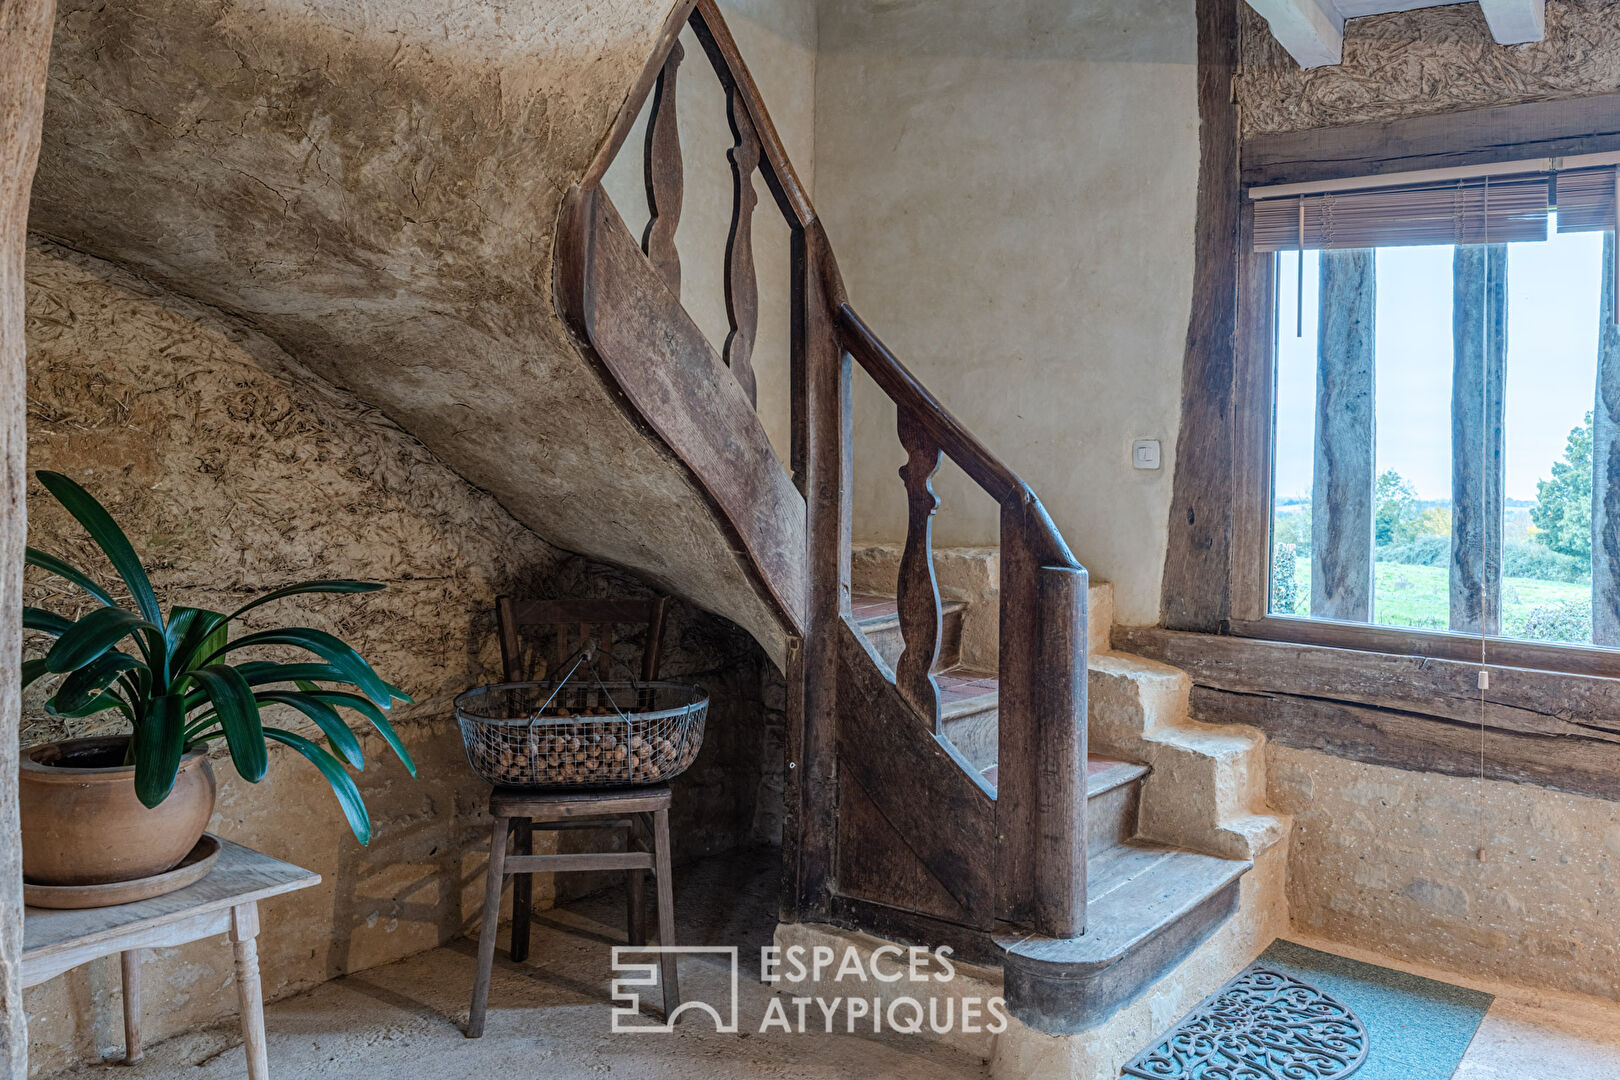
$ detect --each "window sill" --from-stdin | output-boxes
[1113,623,1620,803]
[1226,614,1620,681]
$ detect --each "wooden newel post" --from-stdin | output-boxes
[996,494,1089,939]
[1031,562,1089,938]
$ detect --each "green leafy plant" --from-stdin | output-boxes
[1375,470,1422,546]
[20,471,415,843]
[1532,413,1595,562]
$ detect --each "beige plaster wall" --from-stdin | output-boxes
[19,244,777,1075]
[1268,745,1620,1004]
[601,0,818,467]
[1240,0,1620,138]
[811,0,1200,627]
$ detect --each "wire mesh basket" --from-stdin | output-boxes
[454,680,708,789]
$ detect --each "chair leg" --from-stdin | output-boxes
[511,818,532,963]
[468,814,510,1038]
[627,814,647,947]
[652,807,679,1020]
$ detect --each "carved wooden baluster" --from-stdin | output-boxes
[641,41,685,293]
[895,411,944,727]
[723,84,761,406]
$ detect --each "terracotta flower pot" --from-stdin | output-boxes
[19,736,217,887]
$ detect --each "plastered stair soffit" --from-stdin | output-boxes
[26,0,795,662]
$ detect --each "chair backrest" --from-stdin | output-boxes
[495,595,670,685]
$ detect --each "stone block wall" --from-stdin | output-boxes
[1268,745,1620,1003]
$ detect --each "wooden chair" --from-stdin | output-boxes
[467,595,678,1038]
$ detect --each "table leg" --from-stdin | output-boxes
[230,903,269,1080]
[120,948,143,1064]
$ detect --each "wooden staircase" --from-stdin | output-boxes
[557,0,1272,1037]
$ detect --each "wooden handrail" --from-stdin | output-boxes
[837,304,1019,503]
[839,303,1081,572]
[688,0,814,228]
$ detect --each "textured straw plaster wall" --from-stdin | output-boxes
[27,0,794,662]
[1270,746,1620,1003]
[812,0,1200,627]
[1240,0,1620,137]
[19,244,776,1075]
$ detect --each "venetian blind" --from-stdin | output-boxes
[1252,177,1552,253]
[1553,166,1620,233]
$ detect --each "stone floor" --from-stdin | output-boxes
[44,847,1620,1080]
[53,845,988,1080]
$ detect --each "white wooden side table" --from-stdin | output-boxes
[23,838,319,1078]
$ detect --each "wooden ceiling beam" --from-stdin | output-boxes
[1245,0,1346,69]
[1248,0,1546,68]
[1477,0,1545,43]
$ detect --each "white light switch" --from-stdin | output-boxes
[1131,438,1161,470]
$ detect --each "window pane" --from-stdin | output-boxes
[1501,227,1601,646]
[1270,249,1318,619]
[1372,246,1453,632]
[1267,221,1613,652]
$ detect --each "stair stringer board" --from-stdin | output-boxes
[559,185,808,634]
[834,620,998,930]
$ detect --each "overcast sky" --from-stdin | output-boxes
[1273,222,1605,505]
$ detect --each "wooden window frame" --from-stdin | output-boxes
[1215,93,1620,683]
[1153,3,1620,802]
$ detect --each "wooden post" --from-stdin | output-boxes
[1593,232,1620,645]
[1311,249,1377,622]
[996,497,1088,938]
[3,1,56,1073]
[1160,0,1242,632]
[1451,244,1508,635]
[1031,561,1088,937]
[782,220,847,924]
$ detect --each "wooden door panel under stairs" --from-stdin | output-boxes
[836,771,981,929]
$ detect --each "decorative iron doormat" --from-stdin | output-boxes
[1121,966,1368,1080]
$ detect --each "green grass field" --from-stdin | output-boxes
[1289,557,1588,635]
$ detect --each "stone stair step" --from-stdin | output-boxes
[996,843,1252,1034]
[850,593,968,672]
